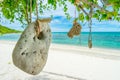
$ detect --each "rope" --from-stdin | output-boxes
[88,5,93,48]
[88,19,92,40]
[35,0,41,38]
[75,6,76,19]
[74,6,77,23]
[26,0,29,24]
[88,5,93,41]
[30,0,32,23]
[36,0,39,20]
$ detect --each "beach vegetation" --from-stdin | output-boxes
[0,25,21,34]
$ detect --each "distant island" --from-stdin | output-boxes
[0,25,21,34]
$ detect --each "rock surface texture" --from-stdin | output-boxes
[12,19,51,75]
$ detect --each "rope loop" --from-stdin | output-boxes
[36,0,39,20]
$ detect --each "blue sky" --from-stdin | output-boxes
[0,2,120,32]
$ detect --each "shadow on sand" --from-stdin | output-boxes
[27,71,85,80]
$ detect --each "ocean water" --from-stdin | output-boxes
[0,32,120,49]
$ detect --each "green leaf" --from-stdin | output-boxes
[85,15,90,21]
[0,0,120,25]
[65,13,71,20]
[79,13,84,22]
[64,5,68,12]
[93,13,98,18]
[101,14,107,20]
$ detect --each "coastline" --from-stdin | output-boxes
[1,32,120,50]
[0,40,120,60]
[0,40,120,80]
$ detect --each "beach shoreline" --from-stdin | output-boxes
[1,39,120,50]
[0,32,120,50]
[0,40,120,60]
[0,40,120,80]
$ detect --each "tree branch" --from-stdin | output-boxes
[78,4,89,16]
[80,0,106,12]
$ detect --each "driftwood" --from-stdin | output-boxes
[12,18,51,75]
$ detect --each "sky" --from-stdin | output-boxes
[0,1,120,32]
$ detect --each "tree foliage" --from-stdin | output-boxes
[0,0,120,24]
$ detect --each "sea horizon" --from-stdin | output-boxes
[0,32,120,50]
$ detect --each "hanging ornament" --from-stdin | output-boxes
[67,21,82,38]
[12,0,52,75]
[67,7,82,38]
[12,18,51,75]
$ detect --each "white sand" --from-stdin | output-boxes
[0,40,120,80]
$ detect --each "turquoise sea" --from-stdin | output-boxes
[0,32,120,50]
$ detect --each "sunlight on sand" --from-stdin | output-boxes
[0,41,120,80]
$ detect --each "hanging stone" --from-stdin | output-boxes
[12,18,51,75]
[67,22,82,38]
[88,40,92,48]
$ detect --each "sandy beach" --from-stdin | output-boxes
[0,40,120,80]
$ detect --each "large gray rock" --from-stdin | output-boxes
[12,19,51,75]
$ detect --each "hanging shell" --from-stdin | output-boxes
[12,18,51,75]
[67,22,82,38]
[88,40,92,48]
